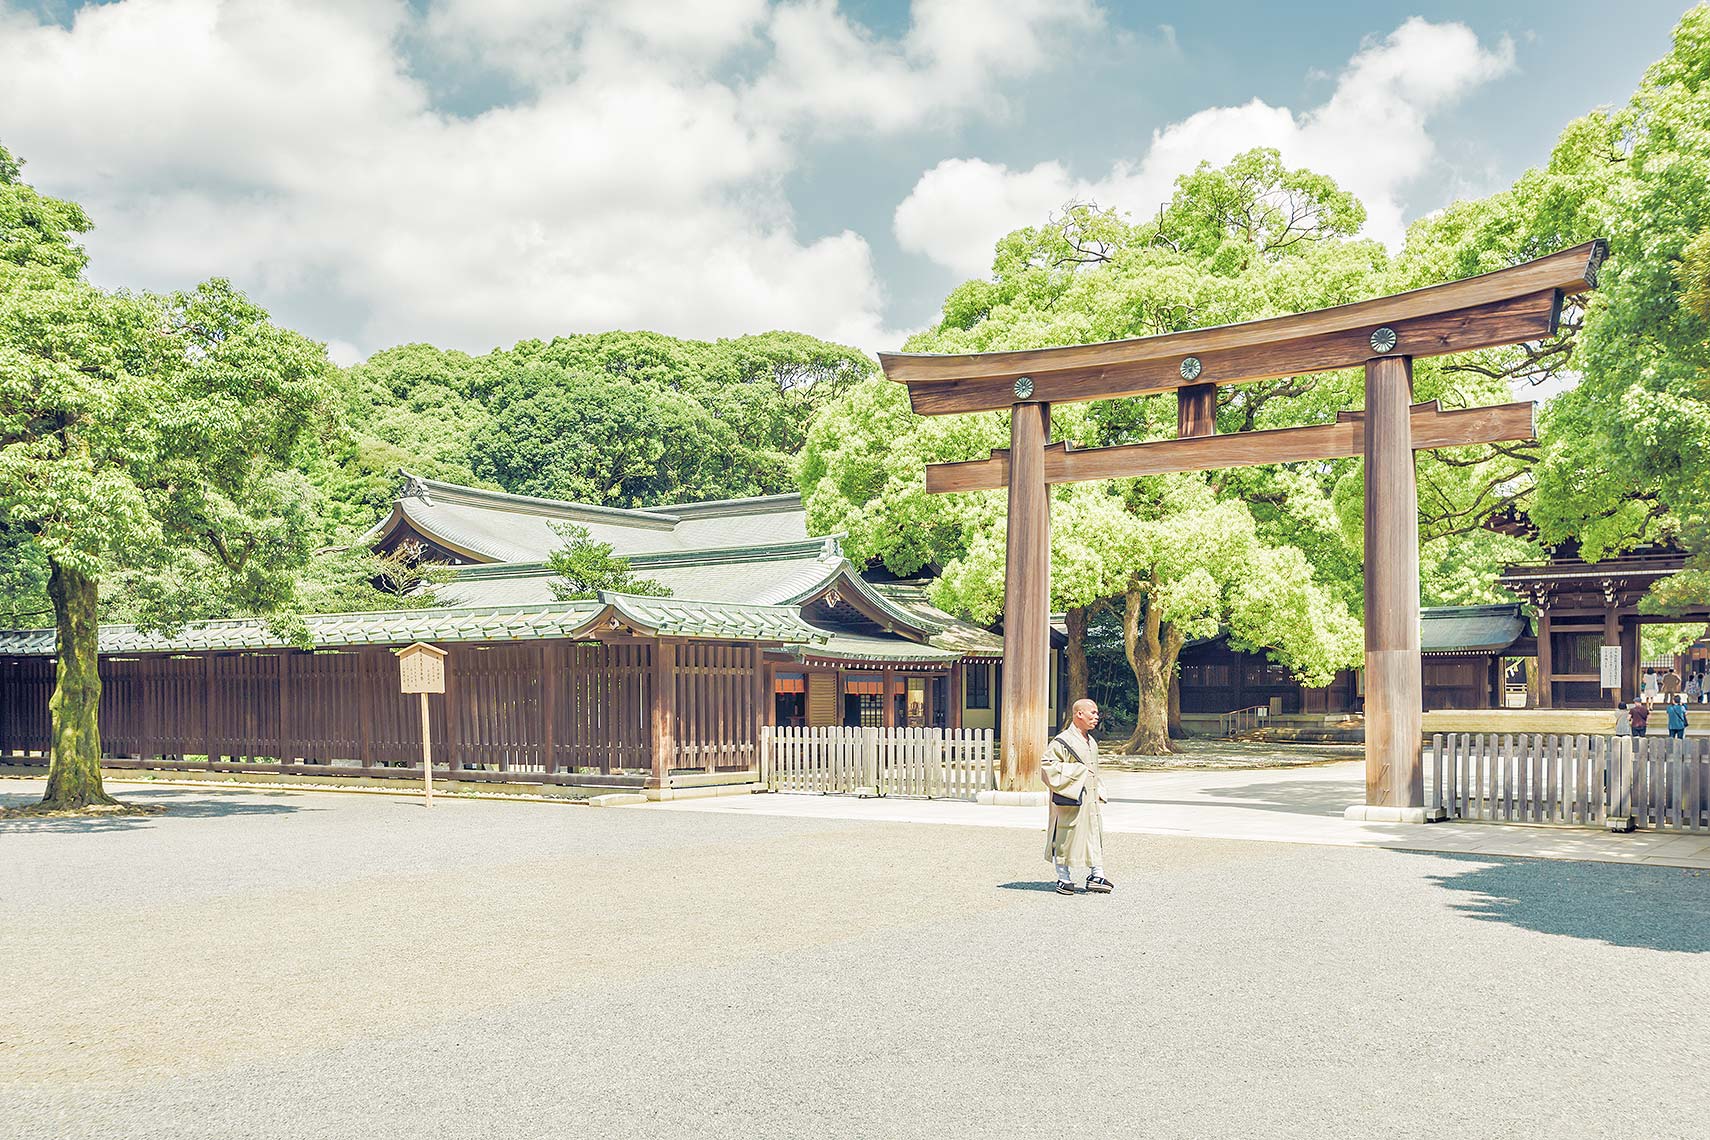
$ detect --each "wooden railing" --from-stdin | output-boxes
[1430,733,1709,832]
[761,726,995,801]
[1218,706,1268,738]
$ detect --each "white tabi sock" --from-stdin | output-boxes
[1055,863,1073,883]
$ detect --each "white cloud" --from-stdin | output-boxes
[423,0,770,84]
[894,17,1516,277]
[749,0,1103,133]
[4,0,1049,355]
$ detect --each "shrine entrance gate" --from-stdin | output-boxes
[879,240,1606,822]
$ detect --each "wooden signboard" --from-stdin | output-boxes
[398,642,447,694]
[396,642,447,805]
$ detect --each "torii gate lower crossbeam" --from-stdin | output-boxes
[879,241,1605,820]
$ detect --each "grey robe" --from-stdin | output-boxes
[1041,729,1105,868]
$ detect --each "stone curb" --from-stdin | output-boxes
[976,790,1047,807]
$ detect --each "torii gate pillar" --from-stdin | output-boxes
[1351,354,1428,822]
[1001,402,1051,789]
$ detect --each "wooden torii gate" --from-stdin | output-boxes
[879,240,1605,822]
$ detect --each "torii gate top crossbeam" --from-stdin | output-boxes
[880,241,1605,416]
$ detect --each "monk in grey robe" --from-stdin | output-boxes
[1041,698,1114,895]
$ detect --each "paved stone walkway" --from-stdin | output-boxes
[653,761,1710,870]
[2,777,1706,1139]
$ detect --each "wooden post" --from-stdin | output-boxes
[1619,619,1640,705]
[541,642,558,775]
[1001,401,1051,790]
[204,653,216,764]
[751,645,766,773]
[649,638,675,791]
[949,662,964,730]
[419,690,434,807]
[1177,383,1217,438]
[882,666,898,729]
[1536,604,1554,709]
[277,652,289,770]
[1360,355,1424,816]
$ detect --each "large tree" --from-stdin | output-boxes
[476,330,874,507]
[0,147,335,809]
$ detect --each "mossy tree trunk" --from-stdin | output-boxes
[41,559,114,809]
[1117,576,1186,756]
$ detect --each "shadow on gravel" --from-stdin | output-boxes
[996,881,1064,893]
[1425,853,1710,953]
[1109,777,1363,816]
[0,795,307,833]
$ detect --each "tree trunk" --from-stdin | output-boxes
[1062,605,1089,728]
[41,560,115,809]
[1117,579,1174,755]
[1168,670,1184,739]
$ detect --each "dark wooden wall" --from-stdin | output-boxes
[1421,656,1501,710]
[1176,640,1359,715]
[0,638,762,784]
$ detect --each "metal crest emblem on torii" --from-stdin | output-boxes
[878,240,1606,821]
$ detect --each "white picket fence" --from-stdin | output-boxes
[1430,733,1710,831]
[761,726,996,801]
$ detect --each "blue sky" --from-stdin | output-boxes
[0,1,1695,363]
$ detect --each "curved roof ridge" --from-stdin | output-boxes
[642,492,804,518]
[781,560,945,637]
[398,470,680,528]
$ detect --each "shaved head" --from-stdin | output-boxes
[1071,698,1100,734]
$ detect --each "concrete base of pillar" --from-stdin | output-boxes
[1606,814,1636,833]
[642,781,766,802]
[977,790,1047,807]
[1343,803,1432,824]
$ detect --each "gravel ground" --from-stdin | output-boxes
[3,779,1706,1140]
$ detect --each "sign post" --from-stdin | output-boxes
[397,643,448,807]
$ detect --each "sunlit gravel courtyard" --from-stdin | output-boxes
[3,778,1705,1140]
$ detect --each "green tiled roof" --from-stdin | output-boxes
[791,633,960,665]
[0,596,831,658]
[1421,604,1527,654]
[874,582,1005,658]
[439,540,847,609]
[599,593,825,642]
[363,472,811,563]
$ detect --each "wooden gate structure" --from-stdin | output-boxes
[880,240,1606,821]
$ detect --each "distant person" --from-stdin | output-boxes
[1688,673,1703,704]
[1662,667,1682,699]
[1642,669,1658,702]
[1041,698,1113,896]
[1629,698,1651,737]
[1615,702,1632,737]
[1667,694,1689,739]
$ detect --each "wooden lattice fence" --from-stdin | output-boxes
[762,726,995,800]
[1431,732,1710,832]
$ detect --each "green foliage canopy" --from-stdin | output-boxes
[546,522,671,601]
